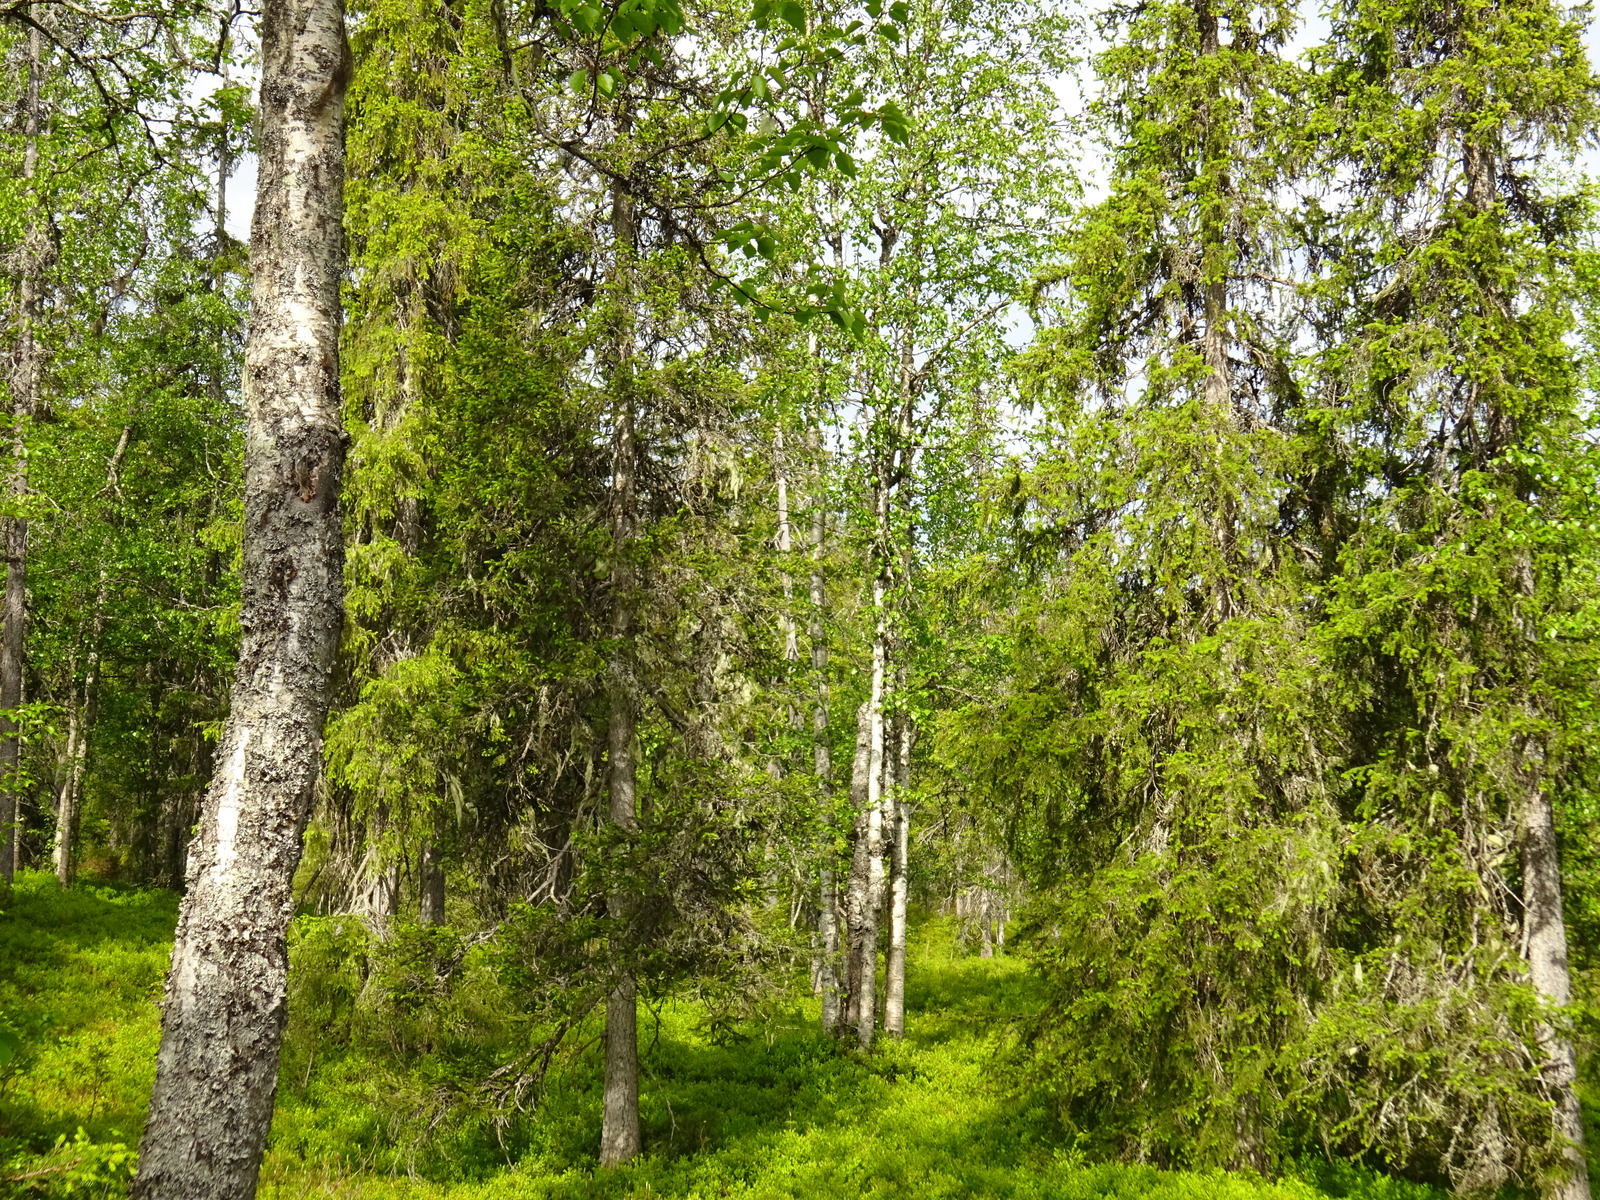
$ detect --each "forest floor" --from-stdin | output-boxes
[1,869,1450,1199]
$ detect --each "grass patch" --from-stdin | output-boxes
[1,876,1447,1199]
[0,869,176,1195]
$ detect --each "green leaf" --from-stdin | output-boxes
[778,0,806,31]
[568,70,590,95]
[0,1026,19,1067]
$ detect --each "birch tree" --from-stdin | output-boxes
[133,0,349,1194]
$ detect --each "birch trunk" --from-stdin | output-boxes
[132,1,349,1194]
[883,702,912,1039]
[1522,761,1591,1200]
[0,24,42,885]
[810,470,839,1032]
[857,618,886,1051]
[851,434,893,1050]
[839,702,873,1036]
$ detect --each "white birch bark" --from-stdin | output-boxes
[883,699,912,1038]
[132,1,349,1194]
[857,591,888,1050]
[809,457,840,1032]
[841,701,874,1037]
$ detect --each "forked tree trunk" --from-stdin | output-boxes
[884,703,912,1038]
[131,1,349,1195]
[1522,754,1591,1200]
[0,23,42,885]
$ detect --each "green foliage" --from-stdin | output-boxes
[262,917,1441,1199]
[930,0,1600,1189]
[0,872,177,1189]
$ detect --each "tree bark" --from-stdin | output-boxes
[0,23,42,885]
[809,464,840,1033]
[599,198,641,1161]
[838,702,872,1035]
[884,702,912,1039]
[1522,762,1591,1200]
[419,840,445,925]
[131,1,349,1195]
[853,451,893,1050]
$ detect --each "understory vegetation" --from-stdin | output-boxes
[1,871,1460,1200]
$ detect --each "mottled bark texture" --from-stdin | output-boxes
[883,707,912,1039]
[132,2,349,1196]
[1522,768,1591,1200]
[810,494,840,1033]
[0,23,42,885]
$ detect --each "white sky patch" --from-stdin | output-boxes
[182,49,258,243]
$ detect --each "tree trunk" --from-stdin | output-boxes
[884,704,912,1039]
[839,702,873,1035]
[131,0,348,1195]
[809,469,840,1033]
[0,23,42,886]
[852,459,893,1050]
[843,664,886,1049]
[1522,761,1591,1200]
[599,207,641,1161]
[419,840,444,925]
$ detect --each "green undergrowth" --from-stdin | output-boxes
[0,870,174,1196]
[0,870,1451,1198]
